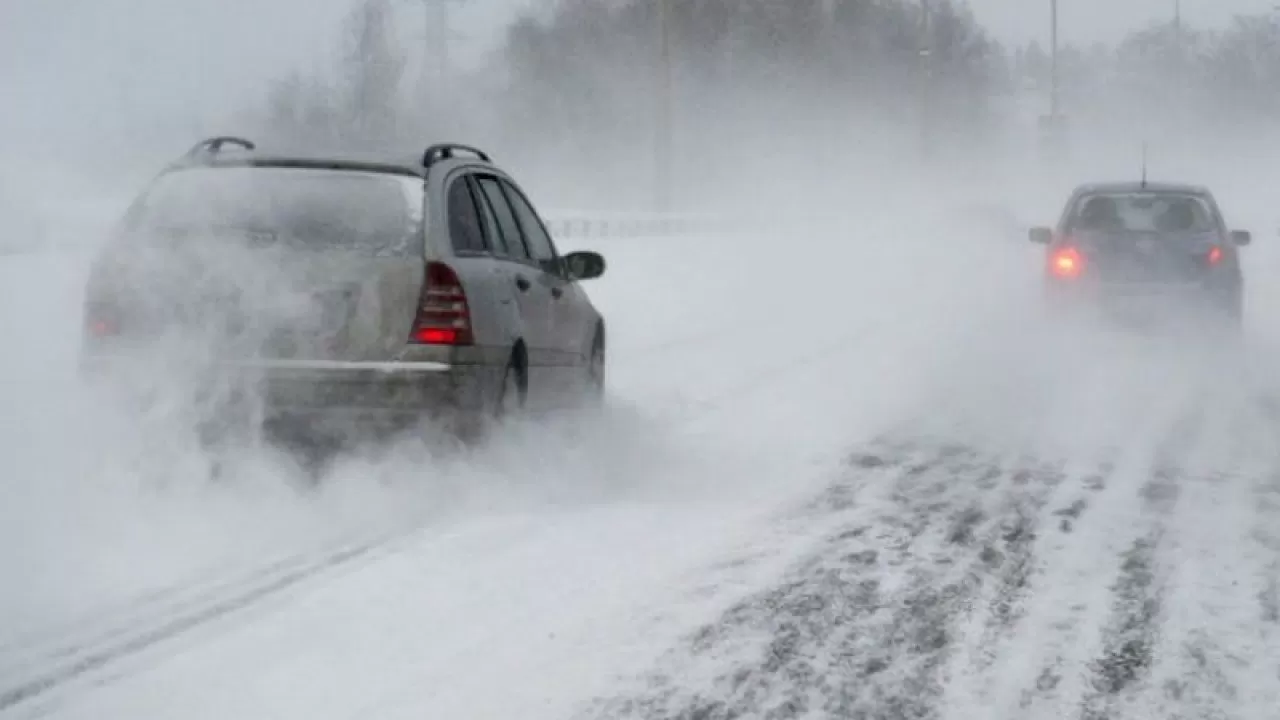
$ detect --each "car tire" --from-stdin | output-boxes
[1225,300,1244,339]
[585,331,605,404]
[1219,286,1244,324]
[454,352,526,444]
[495,353,527,420]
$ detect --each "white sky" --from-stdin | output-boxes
[0,0,531,161]
[965,0,1279,45]
[0,0,1274,160]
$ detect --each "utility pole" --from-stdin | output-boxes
[1039,0,1066,160]
[433,0,450,93]
[1174,0,1183,52]
[655,0,673,213]
[405,0,455,94]
[1173,0,1186,135]
[1050,0,1059,120]
[919,0,934,160]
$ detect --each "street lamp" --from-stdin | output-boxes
[655,0,673,213]
[1050,0,1058,119]
[1039,0,1067,158]
[1174,0,1183,49]
[401,0,465,94]
[919,0,935,160]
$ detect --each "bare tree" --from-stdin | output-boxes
[338,0,407,150]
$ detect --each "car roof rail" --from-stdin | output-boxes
[183,136,257,160]
[422,143,491,169]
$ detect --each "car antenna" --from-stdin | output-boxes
[1141,142,1148,188]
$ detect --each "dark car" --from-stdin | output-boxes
[80,137,609,446]
[1028,181,1250,330]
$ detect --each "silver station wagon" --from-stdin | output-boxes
[81,137,608,444]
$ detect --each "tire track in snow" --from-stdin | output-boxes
[1250,467,1280,716]
[935,457,1073,714]
[958,394,1198,720]
[1245,387,1280,681]
[0,523,420,715]
[1167,387,1280,719]
[842,454,1061,720]
[972,452,1125,719]
[337,441,929,720]
[1079,526,1168,720]
[1146,472,1250,720]
[583,442,1067,720]
[1244,386,1280,705]
[584,372,1280,720]
[1074,397,1203,720]
[0,294,883,717]
[0,293,796,664]
[1134,394,1272,720]
[0,532,380,665]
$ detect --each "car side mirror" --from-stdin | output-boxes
[1028,226,1053,244]
[1230,229,1252,246]
[564,250,605,281]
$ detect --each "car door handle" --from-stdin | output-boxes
[514,275,531,292]
[550,286,563,299]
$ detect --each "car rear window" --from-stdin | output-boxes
[129,166,425,256]
[1069,192,1216,234]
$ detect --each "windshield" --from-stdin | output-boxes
[129,166,424,256]
[1069,192,1217,234]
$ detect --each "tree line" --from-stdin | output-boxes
[252,0,1000,206]
[1011,11,1280,139]
[252,1,1280,204]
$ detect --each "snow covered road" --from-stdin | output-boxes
[590,384,1280,720]
[6,206,1280,719]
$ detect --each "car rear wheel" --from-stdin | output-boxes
[1221,298,1244,339]
[1213,287,1244,328]
[454,351,526,444]
[585,332,605,402]
[495,354,526,419]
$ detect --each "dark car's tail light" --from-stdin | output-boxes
[411,261,473,346]
[84,302,121,338]
[88,319,118,337]
[1049,246,1085,279]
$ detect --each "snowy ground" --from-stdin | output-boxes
[5,184,1280,719]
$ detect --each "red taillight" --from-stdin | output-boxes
[415,327,460,344]
[85,304,120,337]
[1207,245,1224,265]
[411,262,473,346]
[89,319,117,337]
[1050,246,1085,279]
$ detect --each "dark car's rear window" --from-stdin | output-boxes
[1069,192,1216,234]
[129,166,425,256]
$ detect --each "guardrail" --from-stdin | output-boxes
[542,211,731,241]
[0,241,88,258]
[0,211,722,257]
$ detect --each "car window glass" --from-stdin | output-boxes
[447,178,487,253]
[476,177,531,261]
[502,181,560,273]
[132,167,424,256]
[466,177,508,255]
[1071,193,1215,234]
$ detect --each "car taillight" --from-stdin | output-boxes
[411,261,473,346]
[1049,246,1085,279]
[1207,245,1223,265]
[84,303,120,338]
[88,319,117,337]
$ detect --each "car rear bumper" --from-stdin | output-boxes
[1044,280,1241,327]
[79,353,502,432]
